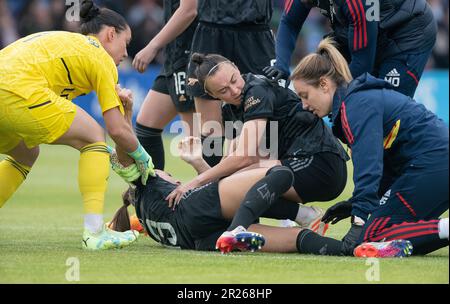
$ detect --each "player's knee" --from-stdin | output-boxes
[266,165,294,190]
[7,146,40,168]
[76,128,105,150]
[29,146,40,164]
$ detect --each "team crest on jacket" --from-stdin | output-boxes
[244,96,261,111]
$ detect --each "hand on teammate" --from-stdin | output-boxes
[178,136,203,164]
[321,200,352,224]
[126,144,156,185]
[166,179,200,209]
[262,66,290,88]
[109,147,141,183]
[133,152,156,185]
[132,42,160,73]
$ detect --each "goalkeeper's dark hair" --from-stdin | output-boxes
[79,0,129,35]
[109,187,134,232]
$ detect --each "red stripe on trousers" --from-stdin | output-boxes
[370,223,438,242]
[379,217,391,229]
[346,0,359,50]
[368,218,385,241]
[377,220,439,235]
[396,192,417,217]
[385,230,439,241]
[406,70,419,85]
[367,220,439,241]
[364,218,383,241]
[364,217,392,242]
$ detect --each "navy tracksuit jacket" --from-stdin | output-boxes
[276,0,437,97]
[331,73,448,253]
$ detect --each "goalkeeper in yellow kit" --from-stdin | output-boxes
[0,1,154,250]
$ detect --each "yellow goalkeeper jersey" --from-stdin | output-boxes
[0,31,124,114]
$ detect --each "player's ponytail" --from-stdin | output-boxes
[79,0,128,35]
[109,187,134,232]
[191,53,233,94]
[291,37,352,87]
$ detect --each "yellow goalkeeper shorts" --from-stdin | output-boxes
[0,88,76,153]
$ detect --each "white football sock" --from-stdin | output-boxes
[280,219,296,227]
[84,214,104,234]
[295,204,319,226]
[438,218,449,240]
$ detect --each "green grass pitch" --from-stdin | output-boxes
[0,139,448,283]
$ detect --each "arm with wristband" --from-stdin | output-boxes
[107,86,155,185]
[127,144,155,185]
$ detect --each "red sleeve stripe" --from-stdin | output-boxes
[352,0,363,50]
[284,0,294,14]
[346,0,367,50]
[340,102,355,145]
[406,70,419,85]
[355,0,367,48]
[345,0,359,51]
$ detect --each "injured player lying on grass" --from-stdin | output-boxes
[106,137,415,258]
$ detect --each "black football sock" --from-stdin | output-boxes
[135,123,165,170]
[227,166,294,231]
[296,229,345,256]
[412,235,449,255]
[201,135,224,167]
[262,197,299,221]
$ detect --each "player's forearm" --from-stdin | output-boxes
[109,125,139,153]
[189,158,211,175]
[194,155,256,186]
[104,108,139,153]
[149,0,197,50]
[124,107,133,128]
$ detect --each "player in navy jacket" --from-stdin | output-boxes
[265,0,437,98]
[289,38,448,256]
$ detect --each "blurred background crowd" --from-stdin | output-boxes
[1,0,448,69]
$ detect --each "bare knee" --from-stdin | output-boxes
[28,146,40,164]
[74,129,105,150]
[7,144,40,168]
[53,121,105,150]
